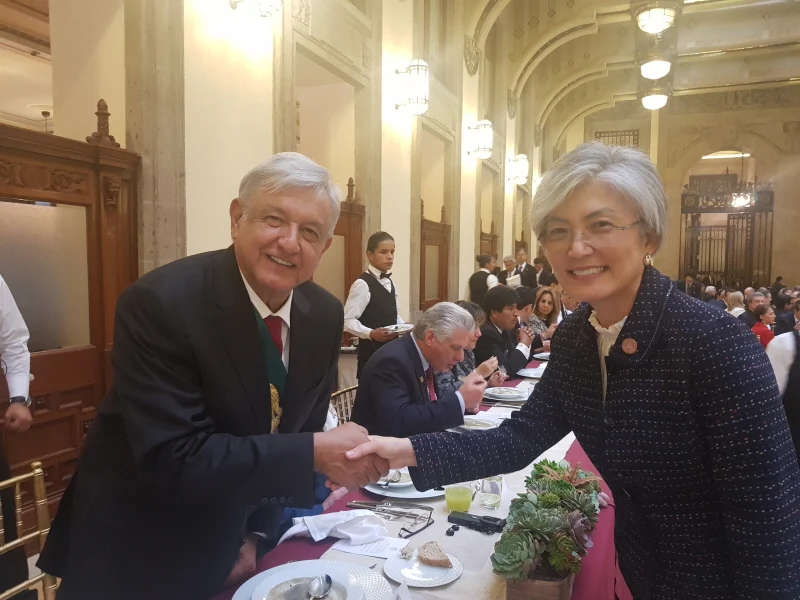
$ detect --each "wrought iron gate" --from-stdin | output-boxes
[680,174,774,289]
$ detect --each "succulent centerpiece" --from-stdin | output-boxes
[491,460,604,600]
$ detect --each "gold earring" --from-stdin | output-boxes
[644,254,653,267]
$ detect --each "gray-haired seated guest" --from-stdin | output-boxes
[435,301,508,404]
[350,302,488,437]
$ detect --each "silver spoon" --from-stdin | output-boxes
[307,574,332,599]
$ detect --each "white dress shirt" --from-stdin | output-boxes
[241,272,292,369]
[766,332,798,396]
[479,268,499,289]
[0,275,31,398]
[412,336,465,413]
[589,312,627,402]
[343,265,404,339]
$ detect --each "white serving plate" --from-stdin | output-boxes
[234,560,392,600]
[533,352,551,360]
[461,416,499,430]
[363,483,445,500]
[385,324,414,334]
[383,550,463,588]
[377,468,414,488]
[484,387,527,400]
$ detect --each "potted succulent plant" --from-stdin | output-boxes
[490,460,603,600]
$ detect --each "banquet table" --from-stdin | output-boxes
[213,361,632,600]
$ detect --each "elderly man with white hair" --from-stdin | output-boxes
[350,302,488,438]
[38,153,389,599]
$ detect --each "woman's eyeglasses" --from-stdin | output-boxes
[541,219,641,251]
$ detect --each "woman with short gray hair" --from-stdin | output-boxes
[345,141,800,599]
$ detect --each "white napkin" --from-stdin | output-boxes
[277,509,388,545]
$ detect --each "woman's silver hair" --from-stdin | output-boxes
[413,302,475,341]
[238,152,343,237]
[727,291,744,310]
[531,141,667,251]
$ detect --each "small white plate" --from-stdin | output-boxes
[516,368,546,379]
[234,560,392,600]
[385,324,414,334]
[363,483,445,500]
[484,387,527,399]
[377,468,414,488]
[384,551,463,588]
[533,352,551,360]
[461,416,498,430]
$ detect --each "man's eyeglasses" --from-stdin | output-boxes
[541,219,641,251]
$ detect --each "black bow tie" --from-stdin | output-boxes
[380,272,392,279]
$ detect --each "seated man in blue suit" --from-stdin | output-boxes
[351,302,487,437]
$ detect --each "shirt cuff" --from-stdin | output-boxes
[515,343,531,358]
[455,391,466,413]
[6,373,29,398]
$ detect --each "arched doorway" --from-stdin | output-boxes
[679,150,774,289]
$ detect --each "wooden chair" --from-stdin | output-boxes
[330,385,358,424]
[0,461,58,600]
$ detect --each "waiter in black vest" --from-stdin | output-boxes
[344,232,405,377]
[468,254,499,305]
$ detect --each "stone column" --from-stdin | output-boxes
[458,67,481,299]
[49,0,126,143]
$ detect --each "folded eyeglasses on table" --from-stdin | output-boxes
[346,500,434,539]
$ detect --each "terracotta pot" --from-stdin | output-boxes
[505,575,574,600]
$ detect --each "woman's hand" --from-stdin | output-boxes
[488,370,508,387]
[475,356,498,378]
[346,436,416,469]
[541,324,558,341]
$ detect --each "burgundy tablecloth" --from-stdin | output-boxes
[213,361,631,600]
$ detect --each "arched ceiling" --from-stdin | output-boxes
[468,0,800,135]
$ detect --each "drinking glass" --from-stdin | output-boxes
[480,476,504,510]
[444,482,474,513]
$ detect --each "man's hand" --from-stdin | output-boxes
[487,370,508,387]
[518,327,533,347]
[459,372,487,412]
[314,422,389,489]
[794,320,800,332]
[1,403,32,433]
[369,328,400,343]
[345,436,417,469]
[224,536,257,588]
[475,357,498,378]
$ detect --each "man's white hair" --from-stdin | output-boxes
[238,152,343,237]
[413,302,475,341]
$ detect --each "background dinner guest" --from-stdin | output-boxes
[497,255,516,285]
[513,248,538,287]
[752,304,776,349]
[533,256,555,286]
[38,153,389,600]
[436,301,507,403]
[475,285,543,376]
[771,276,785,300]
[469,254,499,305]
[529,286,561,335]
[343,231,405,377]
[0,275,35,600]
[344,142,800,600]
[738,291,766,327]
[350,302,487,437]
[766,331,800,459]
[776,298,800,336]
[676,272,703,298]
[726,290,746,317]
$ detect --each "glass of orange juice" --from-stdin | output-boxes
[444,482,474,513]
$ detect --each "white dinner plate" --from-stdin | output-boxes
[377,468,414,488]
[484,387,527,400]
[384,324,414,334]
[533,352,551,360]
[363,483,445,500]
[233,560,392,600]
[251,561,362,600]
[516,367,546,379]
[384,550,463,588]
[461,416,499,430]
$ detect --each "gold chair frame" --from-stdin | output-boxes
[330,385,358,424]
[0,461,57,600]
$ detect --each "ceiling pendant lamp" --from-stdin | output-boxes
[640,59,672,80]
[633,1,681,35]
[641,93,668,110]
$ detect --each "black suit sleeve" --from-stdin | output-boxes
[475,328,531,376]
[775,314,794,337]
[113,282,315,506]
[363,356,464,437]
[301,305,343,434]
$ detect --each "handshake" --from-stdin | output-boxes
[313,423,416,491]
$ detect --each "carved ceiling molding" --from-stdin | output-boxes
[586,99,648,121]
[0,158,88,195]
[463,0,504,76]
[102,175,121,233]
[507,89,518,119]
[464,35,480,76]
[292,0,311,26]
[671,87,800,115]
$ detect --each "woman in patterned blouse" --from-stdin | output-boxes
[435,301,507,402]
[344,142,800,599]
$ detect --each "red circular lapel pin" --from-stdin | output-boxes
[621,338,638,355]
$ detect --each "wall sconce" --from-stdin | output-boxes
[229,0,282,17]
[508,154,529,185]
[467,120,493,159]
[395,59,430,115]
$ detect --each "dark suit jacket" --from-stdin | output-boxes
[707,298,727,310]
[39,248,343,600]
[676,279,703,298]
[776,312,797,336]
[515,263,538,288]
[474,322,541,377]
[498,269,516,285]
[537,268,555,287]
[351,334,464,437]
[408,267,800,599]
[738,309,757,328]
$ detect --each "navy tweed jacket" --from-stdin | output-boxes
[409,267,800,599]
